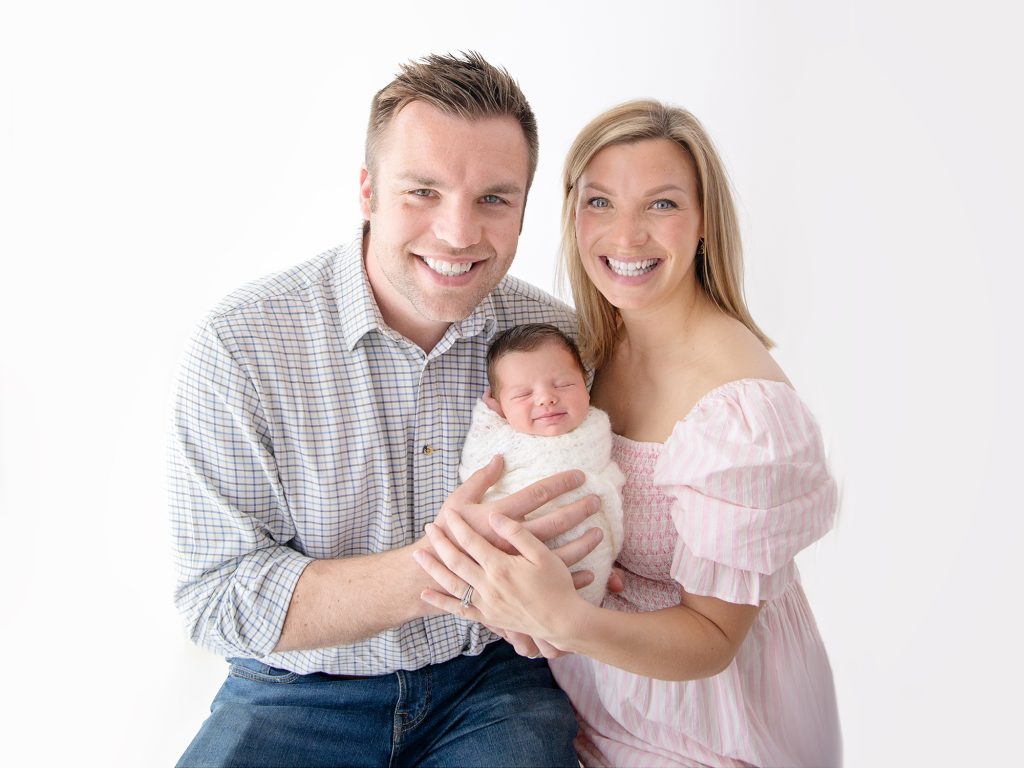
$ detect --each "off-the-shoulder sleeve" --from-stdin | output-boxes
[653,379,837,605]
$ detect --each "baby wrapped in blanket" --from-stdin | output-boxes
[459,324,624,605]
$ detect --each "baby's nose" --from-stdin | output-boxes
[536,388,557,405]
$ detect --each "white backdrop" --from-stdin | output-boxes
[2,1,1021,765]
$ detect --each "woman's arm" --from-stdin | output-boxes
[416,511,759,682]
[568,592,760,681]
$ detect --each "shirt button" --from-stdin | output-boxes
[422,445,434,456]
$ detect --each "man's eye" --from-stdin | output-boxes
[480,194,505,205]
[411,189,434,197]
[651,199,677,210]
[587,197,610,209]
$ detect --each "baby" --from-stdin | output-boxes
[459,324,624,605]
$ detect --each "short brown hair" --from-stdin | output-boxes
[487,324,585,395]
[366,51,539,191]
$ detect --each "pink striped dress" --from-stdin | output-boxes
[550,379,841,767]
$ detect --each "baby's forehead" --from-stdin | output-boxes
[495,340,580,371]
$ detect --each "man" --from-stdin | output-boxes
[171,52,601,767]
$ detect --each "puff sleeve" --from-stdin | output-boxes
[653,379,837,606]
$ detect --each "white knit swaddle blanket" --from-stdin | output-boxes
[458,400,625,605]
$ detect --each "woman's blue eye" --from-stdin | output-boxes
[652,199,677,210]
[588,197,609,208]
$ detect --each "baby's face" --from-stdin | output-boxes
[492,341,589,436]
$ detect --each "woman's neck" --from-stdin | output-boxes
[616,286,714,368]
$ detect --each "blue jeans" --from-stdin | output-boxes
[177,641,578,767]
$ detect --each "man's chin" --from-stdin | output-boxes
[412,299,483,325]
[411,288,492,324]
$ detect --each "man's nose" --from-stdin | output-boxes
[434,198,482,250]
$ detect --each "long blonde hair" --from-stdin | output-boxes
[560,100,771,369]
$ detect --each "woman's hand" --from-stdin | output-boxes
[485,626,570,660]
[486,561,599,660]
[414,510,592,648]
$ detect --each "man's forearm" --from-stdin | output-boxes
[274,542,440,652]
[273,463,595,652]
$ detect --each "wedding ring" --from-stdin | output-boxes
[460,585,474,608]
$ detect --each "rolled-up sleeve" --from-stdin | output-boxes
[169,319,312,658]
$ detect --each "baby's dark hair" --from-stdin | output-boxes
[486,324,585,395]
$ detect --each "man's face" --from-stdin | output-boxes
[361,101,530,348]
[493,342,590,436]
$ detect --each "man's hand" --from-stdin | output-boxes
[431,455,600,555]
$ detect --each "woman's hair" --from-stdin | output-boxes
[559,99,771,369]
[487,323,585,396]
[366,51,539,192]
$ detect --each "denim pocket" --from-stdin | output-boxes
[227,657,301,684]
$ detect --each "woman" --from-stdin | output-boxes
[416,100,841,767]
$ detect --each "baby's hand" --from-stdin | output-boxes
[607,567,626,594]
[481,388,503,416]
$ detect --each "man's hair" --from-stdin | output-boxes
[486,324,585,395]
[366,51,539,191]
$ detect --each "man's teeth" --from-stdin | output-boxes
[422,256,473,277]
[606,257,657,277]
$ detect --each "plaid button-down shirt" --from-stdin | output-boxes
[169,226,577,675]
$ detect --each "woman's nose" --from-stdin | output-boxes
[609,209,648,249]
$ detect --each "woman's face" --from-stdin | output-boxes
[574,138,704,315]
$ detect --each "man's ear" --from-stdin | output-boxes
[359,166,373,219]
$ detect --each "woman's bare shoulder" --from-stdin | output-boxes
[697,313,788,388]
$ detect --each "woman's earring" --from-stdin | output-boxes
[696,238,705,258]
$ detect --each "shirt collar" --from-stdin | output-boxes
[334,223,387,352]
[448,291,497,343]
[333,223,500,353]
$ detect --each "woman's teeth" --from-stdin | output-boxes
[606,257,658,277]
[422,256,473,277]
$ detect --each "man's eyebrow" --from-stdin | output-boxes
[397,173,441,187]
[395,173,523,197]
[484,182,525,196]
